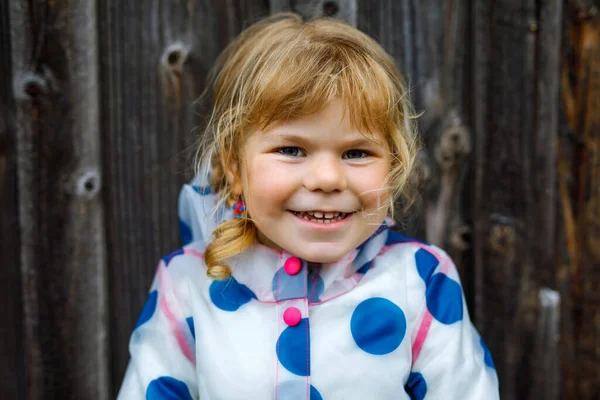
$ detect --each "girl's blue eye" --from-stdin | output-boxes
[277,147,305,157]
[343,149,368,159]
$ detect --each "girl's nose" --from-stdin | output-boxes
[304,154,347,192]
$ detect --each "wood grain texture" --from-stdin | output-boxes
[0,1,26,398]
[472,1,562,399]
[98,1,270,396]
[530,2,562,399]
[8,0,108,399]
[474,0,533,397]
[560,2,600,397]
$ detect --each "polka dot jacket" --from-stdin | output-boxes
[117,173,500,400]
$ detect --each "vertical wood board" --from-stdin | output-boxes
[8,0,108,398]
[0,0,26,398]
[472,1,562,399]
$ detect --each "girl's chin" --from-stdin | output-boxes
[288,242,354,264]
[255,228,356,262]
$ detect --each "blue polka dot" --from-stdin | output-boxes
[404,372,427,400]
[209,277,257,312]
[192,185,212,195]
[426,274,463,324]
[146,376,193,400]
[162,249,184,266]
[179,219,193,245]
[310,385,323,400]
[277,381,323,400]
[186,316,195,340]
[307,267,325,302]
[357,261,372,274]
[276,318,310,376]
[272,264,323,301]
[135,290,158,329]
[350,297,406,355]
[481,338,495,369]
[385,231,427,246]
[415,248,439,282]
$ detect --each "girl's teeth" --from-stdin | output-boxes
[292,211,350,222]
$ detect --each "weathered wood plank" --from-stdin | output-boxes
[8,0,108,398]
[560,2,600,397]
[472,1,562,399]
[530,1,562,398]
[0,1,26,398]
[99,1,270,396]
[474,0,534,397]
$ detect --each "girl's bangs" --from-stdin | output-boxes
[245,44,396,139]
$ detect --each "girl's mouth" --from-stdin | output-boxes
[289,210,352,224]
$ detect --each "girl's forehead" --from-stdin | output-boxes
[250,98,387,140]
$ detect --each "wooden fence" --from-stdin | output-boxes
[1,0,598,399]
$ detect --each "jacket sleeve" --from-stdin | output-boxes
[406,246,499,400]
[117,257,198,400]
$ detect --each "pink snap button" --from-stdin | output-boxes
[284,257,302,275]
[283,307,302,326]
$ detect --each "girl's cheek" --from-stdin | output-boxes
[246,159,295,205]
[353,175,390,215]
[250,159,292,189]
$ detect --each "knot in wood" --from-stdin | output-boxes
[160,42,191,104]
[489,223,516,254]
[434,121,471,170]
[577,5,597,21]
[323,1,339,16]
[450,224,471,251]
[161,43,189,74]
[13,72,48,102]
[74,168,101,199]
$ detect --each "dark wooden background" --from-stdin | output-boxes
[1,0,599,399]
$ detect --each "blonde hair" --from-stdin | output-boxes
[195,12,419,279]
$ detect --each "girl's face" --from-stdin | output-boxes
[240,98,391,263]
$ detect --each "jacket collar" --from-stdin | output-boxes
[226,219,392,304]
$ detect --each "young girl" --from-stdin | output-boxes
[118,13,499,400]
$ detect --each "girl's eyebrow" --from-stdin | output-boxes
[266,132,381,148]
[266,133,312,147]
[343,137,383,148]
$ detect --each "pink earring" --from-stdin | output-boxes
[233,197,246,219]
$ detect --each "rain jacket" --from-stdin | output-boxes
[117,172,500,400]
